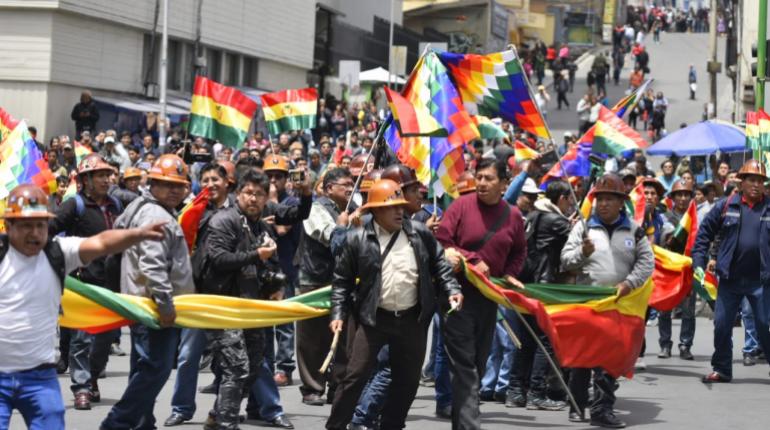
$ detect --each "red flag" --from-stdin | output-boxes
[178,187,210,253]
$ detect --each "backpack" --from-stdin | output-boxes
[73,193,123,219]
[103,197,153,292]
[0,235,66,291]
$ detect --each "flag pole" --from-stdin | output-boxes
[344,120,387,212]
[509,44,586,226]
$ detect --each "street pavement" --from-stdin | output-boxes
[11,317,769,429]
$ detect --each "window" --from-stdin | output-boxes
[206,48,222,81]
[167,39,180,90]
[225,53,240,86]
[243,56,258,88]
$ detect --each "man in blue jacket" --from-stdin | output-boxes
[693,160,770,383]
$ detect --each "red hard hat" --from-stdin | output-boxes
[2,184,55,219]
[77,153,114,176]
[381,164,419,188]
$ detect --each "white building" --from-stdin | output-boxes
[0,0,317,140]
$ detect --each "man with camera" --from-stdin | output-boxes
[201,169,294,429]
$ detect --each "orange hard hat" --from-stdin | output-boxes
[77,153,114,176]
[592,173,629,199]
[361,179,409,210]
[122,167,143,180]
[456,171,477,195]
[360,169,383,193]
[147,154,190,185]
[217,160,237,184]
[380,164,419,188]
[737,159,767,180]
[264,155,290,173]
[669,178,694,196]
[2,184,54,219]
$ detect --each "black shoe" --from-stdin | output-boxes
[569,411,588,422]
[265,415,294,429]
[163,413,189,427]
[479,391,495,402]
[504,390,526,408]
[199,382,218,394]
[590,411,626,428]
[246,411,261,421]
[657,346,671,358]
[744,353,757,366]
[56,359,68,374]
[89,379,101,403]
[493,391,506,403]
[435,405,452,419]
[679,346,694,360]
[302,393,325,406]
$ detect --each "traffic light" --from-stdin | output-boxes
[751,40,770,77]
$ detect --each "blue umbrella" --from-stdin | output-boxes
[645,120,748,156]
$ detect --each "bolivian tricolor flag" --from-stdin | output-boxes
[693,267,717,302]
[472,115,506,139]
[649,245,693,311]
[74,141,92,164]
[190,76,258,147]
[385,86,446,137]
[177,187,210,253]
[745,109,770,151]
[62,176,78,201]
[260,88,318,135]
[514,140,539,162]
[672,199,698,255]
[592,106,647,156]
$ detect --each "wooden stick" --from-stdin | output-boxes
[500,318,522,349]
[319,329,341,373]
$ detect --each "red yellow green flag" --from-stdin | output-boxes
[592,106,647,156]
[514,140,539,162]
[672,199,698,255]
[649,246,693,311]
[62,176,78,201]
[177,187,210,253]
[259,88,318,136]
[384,86,446,137]
[693,268,717,302]
[190,76,258,147]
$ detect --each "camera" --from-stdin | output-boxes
[289,168,305,182]
[258,269,288,291]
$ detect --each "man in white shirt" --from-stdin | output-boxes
[0,184,166,430]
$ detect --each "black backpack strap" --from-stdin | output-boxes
[0,235,9,264]
[44,239,66,291]
[467,203,511,252]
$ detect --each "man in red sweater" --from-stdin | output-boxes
[437,158,527,429]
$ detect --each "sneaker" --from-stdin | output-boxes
[274,371,292,387]
[657,347,671,359]
[635,358,647,371]
[743,353,757,366]
[646,319,658,327]
[109,343,126,356]
[679,346,694,360]
[504,390,526,408]
[590,411,626,428]
[419,375,436,387]
[527,397,567,411]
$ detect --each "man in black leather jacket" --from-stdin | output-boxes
[325,179,463,430]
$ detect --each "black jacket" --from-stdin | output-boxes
[203,204,281,299]
[524,207,571,284]
[70,101,100,135]
[298,196,342,286]
[331,218,461,327]
[49,192,122,287]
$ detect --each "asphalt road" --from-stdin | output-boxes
[11,316,769,430]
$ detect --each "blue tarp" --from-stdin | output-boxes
[645,121,748,156]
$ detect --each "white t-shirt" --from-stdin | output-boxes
[0,236,84,373]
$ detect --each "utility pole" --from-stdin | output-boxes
[158,0,169,151]
[387,0,395,90]
[758,0,768,110]
[708,0,718,118]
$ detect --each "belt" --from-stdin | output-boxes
[378,305,419,318]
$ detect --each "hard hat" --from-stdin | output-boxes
[380,164,419,188]
[263,155,289,173]
[122,167,143,180]
[360,169,383,193]
[217,160,237,185]
[640,177,666,197]
[456,171,477,195]
[77,153,114,176]
[361,179,409,210]
[668,178,694,196]
[592,173,629,199]
[147,154,190,185]
[350,154,371,173]
[737,159,767,180]
[2,184,55,219]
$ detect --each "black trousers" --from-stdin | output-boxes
[568,368,616,417]
[326,308,426,430]
[442,286,497,430]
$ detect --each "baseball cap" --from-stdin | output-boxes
[104,136,115,144]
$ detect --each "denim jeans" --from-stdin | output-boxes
[351,345,391,427]
[101,325,180,430]
[480,309,516,396]
[433,313,452,409]
[245,335,285,421]
[0,368,65,430]
[658,291,696,349]
[170,328,207,418]
[273,277,296,376]
[741,298,760,354]
[422,315,439,379]
[711,279,770,378]
[69,329,113,394]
